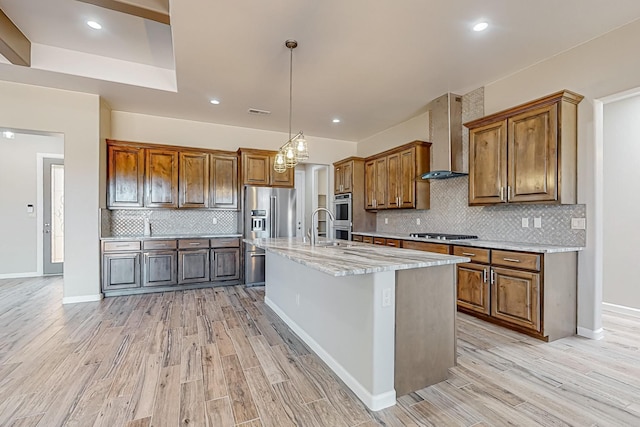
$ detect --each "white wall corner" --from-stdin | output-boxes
[576,326,604,340]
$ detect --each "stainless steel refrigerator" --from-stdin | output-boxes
[244,186,296,286]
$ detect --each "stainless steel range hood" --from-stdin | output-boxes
[421,93,466,180]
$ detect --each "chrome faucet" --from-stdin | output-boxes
[310,207,335,246]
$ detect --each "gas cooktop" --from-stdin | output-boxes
[409,233,478,241]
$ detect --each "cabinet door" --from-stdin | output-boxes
[342,161,353,193]
[364,160,376,209]
[211,154,238,209]
[270,156,295,187]
[107,144,144,208]
[387,153,400,208]
[491,267,540,331]
[103,252,141,290]
[143,250,177,287]
[179,151,209,208]
[399,147,416,208]
[242,152,270,186]
[334,164,344,194]
[178,249,210,284]
[456,262,490,315]
[211,248,240,281]
[146,149,179,208]
[469,120,507,205]
[374,157,387,209]
[508,104,558,203]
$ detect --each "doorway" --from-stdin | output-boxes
[43,158,64,275]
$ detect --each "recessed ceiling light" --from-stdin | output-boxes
[332,118,341,123]
[2,131,15,139]
[210,99,220,105]
[87,21,102,30]
[473,22,489,32]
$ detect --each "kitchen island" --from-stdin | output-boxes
[245,237,469,411]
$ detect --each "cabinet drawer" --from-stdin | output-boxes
[453,246,490,264]
[143,240,177,250]
[373,237,386,245]
[385,238,401,248]
[401,240,450,255]
[492,250,540,271]
[210,238,240,248]
[362,236,374,244]
[178,239,210,249]
[103,241,141,252]
[352,234,363,242]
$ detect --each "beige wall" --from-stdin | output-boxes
[357,112,429,158]
[0,81,101,300]
[0,133,64,276]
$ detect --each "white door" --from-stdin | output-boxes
[295,170,306,238]
[43,158,64,275]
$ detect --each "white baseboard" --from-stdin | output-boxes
[603,302,640,318]
[577,326,604,340]
[265,296,396,411]
[0,272,40,279]
[62,294,103,304]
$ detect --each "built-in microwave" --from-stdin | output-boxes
[334,225,351,241]
[334,193,352,228]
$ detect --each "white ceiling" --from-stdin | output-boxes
[1,0,640,142]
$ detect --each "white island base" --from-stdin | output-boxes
[264,252,457,411]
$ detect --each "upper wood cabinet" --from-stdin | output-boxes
[465,90,583,206]
[179,151,210,208]
[106,140,239,210]
[364,141,431,211]
[145,148,179,208]
[334,158,354,194]
[238,148,294,188]
[210,154,238,209]
[107,143,145,208]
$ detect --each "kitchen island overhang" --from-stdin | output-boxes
[245,238,469,411]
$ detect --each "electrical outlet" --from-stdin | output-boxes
[212,217,218,225]
[534,217,542,228]
[382,288,392,307]
[384,218,388,224]
[571,218,586,230]
[416,218,421,225]
[521,218,529,228]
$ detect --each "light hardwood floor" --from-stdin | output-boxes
[1,276,639,426]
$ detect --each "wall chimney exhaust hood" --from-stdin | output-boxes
[421,93,466,180]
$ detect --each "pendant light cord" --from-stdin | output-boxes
[288,45,293,141]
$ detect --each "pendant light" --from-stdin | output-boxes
[274,39,309,173]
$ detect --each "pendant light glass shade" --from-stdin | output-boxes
[284,142,298,168]
[274,150,287,173]
[294,133,309,161]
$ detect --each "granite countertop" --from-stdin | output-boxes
[351,231,583,254]
[101,233,242,241]
[245,237,469,277]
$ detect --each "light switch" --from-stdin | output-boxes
[384,218,388,224]
[212,217,218,225]
[416,218,421,225]
[521,218,529,228]
[534,217,542,228]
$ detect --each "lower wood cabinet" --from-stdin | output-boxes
[212,248,240,281]
[491,267,540,331]
[456,262,490,315]
[102,252,142,290]
[178,249,210,284]
[143,250,178,287]
[401,240,450,255]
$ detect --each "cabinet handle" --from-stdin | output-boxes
[461,252,476,257]
[189,242,202,246]
[483,268,488,283]
[500,187,505,201]
[503,257,521,263]
[490,269,495,284]
[507,186,512,200]
[250,253,265,257]
[115,244,130,247]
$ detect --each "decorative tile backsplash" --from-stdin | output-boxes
[377,172,586,247]
[101,209,239,237]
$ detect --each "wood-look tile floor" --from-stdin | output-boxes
[1,276,640,426]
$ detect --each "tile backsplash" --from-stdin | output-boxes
[376,176,586,247]
[101,209,239,237]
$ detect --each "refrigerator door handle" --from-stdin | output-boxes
[270,196,277,238]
